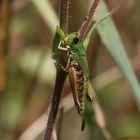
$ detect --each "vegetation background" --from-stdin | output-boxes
[0,0,140,140]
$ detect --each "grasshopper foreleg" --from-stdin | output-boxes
[58,41,71,72]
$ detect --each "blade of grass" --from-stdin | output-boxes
[92,0,140,108]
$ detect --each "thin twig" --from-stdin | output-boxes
[43,0,70,140]
[79,0,100,38]
[43,71,67,140]
[60,0,69,34]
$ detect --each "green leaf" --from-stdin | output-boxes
[83,20,95,49]
[93,0,140,108]
[56,26,65,40]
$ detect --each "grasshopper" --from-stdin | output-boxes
[52,10,114,131]
[53,29,92,131]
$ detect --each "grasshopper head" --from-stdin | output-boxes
[64,32,80,46]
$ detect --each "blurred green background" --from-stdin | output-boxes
[0,0,140,140]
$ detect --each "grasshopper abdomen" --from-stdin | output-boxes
[69,61,88,116]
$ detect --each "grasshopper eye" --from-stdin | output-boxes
[73,37,79,44]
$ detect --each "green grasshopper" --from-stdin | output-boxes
[52,28,92,131]
[52,11,114,131]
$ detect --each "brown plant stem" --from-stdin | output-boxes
[60,0,69,34]
[43,71,67,140]
[43,0,69,140]
[79,0,100,38]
